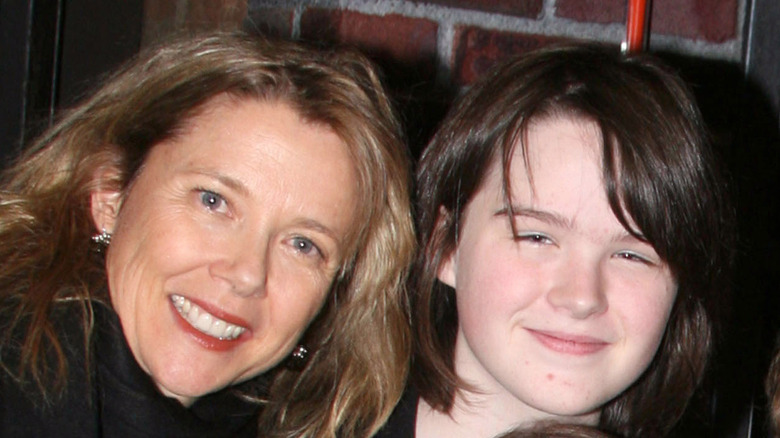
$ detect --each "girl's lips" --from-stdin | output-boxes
[527,329,609,355]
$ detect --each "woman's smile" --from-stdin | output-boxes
[171,294,248,340]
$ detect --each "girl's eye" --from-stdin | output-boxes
[514,232,554,245]
[199,190,226,212]
[615,251,652,265]
[292,236,321,257]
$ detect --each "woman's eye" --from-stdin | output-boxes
[199,190,226,212]
[291,237,321,257]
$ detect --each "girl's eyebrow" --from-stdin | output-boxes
[496,206,650,242]
[495,206,573,229]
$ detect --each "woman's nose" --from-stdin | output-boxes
[546,260,608,319]
[209,239,268,297]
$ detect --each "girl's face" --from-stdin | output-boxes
[438,115,676,428]
[92,96,358,406]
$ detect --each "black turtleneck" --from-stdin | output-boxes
[0,300,263,437]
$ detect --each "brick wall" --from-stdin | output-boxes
[142,0,746,150]
[144,0,743,83]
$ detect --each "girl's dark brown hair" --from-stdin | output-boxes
[411,43,734,436]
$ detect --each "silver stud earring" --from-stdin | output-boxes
[285,345,309,371]
[91,229,112,249]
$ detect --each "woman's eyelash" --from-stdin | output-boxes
[291,236,323,258]
[198,189,226,211]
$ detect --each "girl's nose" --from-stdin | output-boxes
[546,259,608,319]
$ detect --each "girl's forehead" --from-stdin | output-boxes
[504,117,603,182]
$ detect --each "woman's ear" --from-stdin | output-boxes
[435,206,457,288]
[90,168,123,234]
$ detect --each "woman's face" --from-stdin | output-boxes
[91,96,358,406]
[438,116,676,428]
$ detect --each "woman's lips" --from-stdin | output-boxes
[527,329,609,355]
[169,295,250,351]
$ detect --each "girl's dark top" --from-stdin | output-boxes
[0,299,262,437]
[375,386,418,438]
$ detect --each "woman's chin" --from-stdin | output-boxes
[152,374,227,407]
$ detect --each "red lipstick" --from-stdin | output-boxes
[168,297,250,352]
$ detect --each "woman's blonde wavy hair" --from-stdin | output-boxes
[0,32,415,438]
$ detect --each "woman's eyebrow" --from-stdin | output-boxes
[188,169,343,241]
[293,218,341,243]
[187,169,250,196]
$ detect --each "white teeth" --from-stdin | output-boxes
[195,312,212,331]
[170,294,246,340]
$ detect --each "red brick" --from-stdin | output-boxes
[652,0,737,42]
[452,26,572,85]
[142,0,248,45]
[144,0,178,23]
[556,0,737,43]
[300,8,443,155]
[409,0,542,19]
[244,7,294,38]
[301,9,438,69]
[555,0,624,24]
[143,0,179,45]
[184,0,248,31]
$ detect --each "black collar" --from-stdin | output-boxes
[92,301,262,437]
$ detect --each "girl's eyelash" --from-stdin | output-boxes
[513,232,554,245]
[615,251,653,265]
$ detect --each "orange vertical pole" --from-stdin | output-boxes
[624,0,649,53]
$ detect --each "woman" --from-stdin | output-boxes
[0,33,415,437]
[378,44,733,437]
